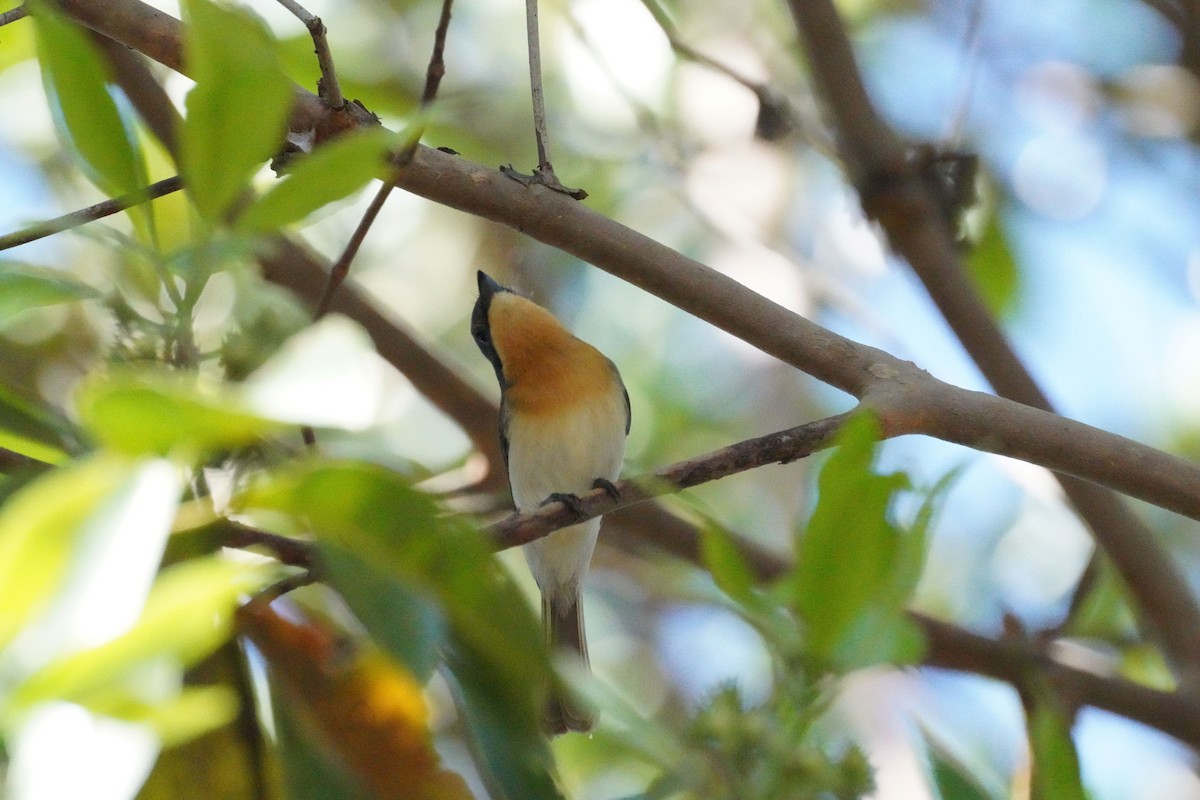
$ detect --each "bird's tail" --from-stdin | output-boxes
[542,590,594,735]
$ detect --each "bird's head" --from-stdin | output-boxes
[472,270,577,388]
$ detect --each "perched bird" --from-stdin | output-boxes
[471,270,629,734]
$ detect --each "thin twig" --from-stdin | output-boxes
[639,0,809,144]
[0,5,27,27]
[254,570,319,604]
[0,176,184,252]
[311,0,453,319]
[918,614,1200,750]
[943,0,986,147]
[507,0,585,197]
[313,181,395,319]
[218,521,317,570]
[421,0,454,105]
[275,0,343,109]
[305,0,455,446]
[257,236,509,489]
[525,0,550,172]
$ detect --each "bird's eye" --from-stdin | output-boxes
[472,323,490,346]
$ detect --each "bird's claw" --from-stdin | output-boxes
[541,491,586,520]
[592,478,620,501]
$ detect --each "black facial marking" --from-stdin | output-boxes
[472,270,510,387]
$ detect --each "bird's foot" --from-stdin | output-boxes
[541,491,587,521]
[592,478,620,501]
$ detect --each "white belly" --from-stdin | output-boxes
[506,392,627,598]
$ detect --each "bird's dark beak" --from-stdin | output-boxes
[477,270,504,301]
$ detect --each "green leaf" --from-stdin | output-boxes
[11,556,275,712]
[15,458,180,665]
[76,369,280,456]
[319,542,445,682]
[930,752,995,800]
[966,213,1021,319]
[0,262,100,328]
[700,524,756,605]
[825,469,955,669]
[181,0,293,223]
[235,127,399,234]
[1063,558,1138,644]
[921,724,1006,800]
[1026,683,1087,800]
[793,412,909,668]
[28,0,147,203]
[0,455,133,651]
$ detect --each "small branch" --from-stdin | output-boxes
[313,182,393,320]
[275,0,343,109]
[919,615,1200,750]
[0,5,27,27]
[489,413,850,549]
[525,0,551,172]
[224,417,849,567]
[421,0,454,105]
[638,0,810,145]
[254,570,319,604]
[510,0,585,198]
[218,520,317,570]
[312,0,453,319]
[0,176,183,252]
[211,427,1200,749]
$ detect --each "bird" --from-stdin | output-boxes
[471,269,629,734]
